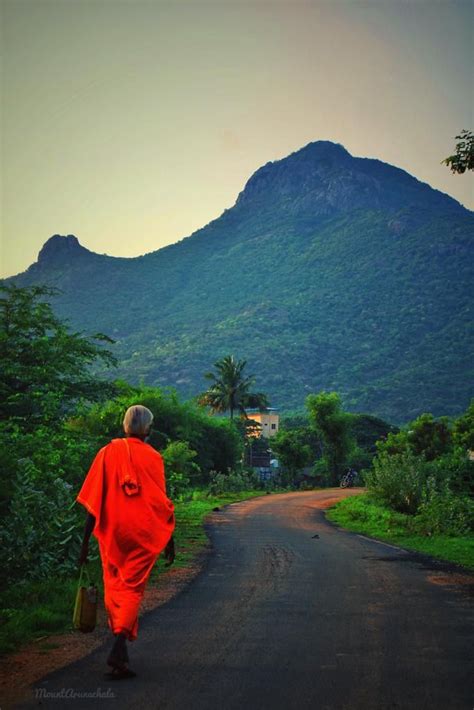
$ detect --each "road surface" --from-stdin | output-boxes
[21,490,474,709]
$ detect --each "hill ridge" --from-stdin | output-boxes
[5,140,474,423]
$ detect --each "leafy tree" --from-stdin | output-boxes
[162,440,200,498]
[442,129,474,174]
[408,413,452,461]
[453,399,474,450]
[306,391,354,483]
[376,413,453,462]
[349,413,398,454]
[198,355,268,419]
[0,284,117,431]
[73,382,243,480]
[270,428,313,484]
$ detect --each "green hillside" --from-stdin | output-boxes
[7,141,474,423]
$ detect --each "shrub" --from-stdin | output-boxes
[415,479,474,536]
[429,450,474,497]
[1,458,87,588]
[208,468,260,494]
[162,441,201,500]
[365,450,430,514]
[311,459,332,487]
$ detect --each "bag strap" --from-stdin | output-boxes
[78,563,93,587]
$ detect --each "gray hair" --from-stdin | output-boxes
[123,405,154,436]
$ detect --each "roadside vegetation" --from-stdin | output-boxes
[327,406,474,569]
[0,286,278,655]
[0,491,266,656]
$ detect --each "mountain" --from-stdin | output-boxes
[6,141,474,423]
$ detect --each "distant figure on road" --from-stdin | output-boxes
[77,405,175,679]
[340,467,357,488]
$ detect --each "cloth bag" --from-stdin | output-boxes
[73,564,98,632]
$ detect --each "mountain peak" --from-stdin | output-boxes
[293,140,351,159]
[235,140,462,217]
[37,234,89,265]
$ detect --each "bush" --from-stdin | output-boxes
[347,445,373,473]
[162,440,201,499]
[208,468,260,494]
[77,384,243,482]
[415,479,474,536]
[0,458,88,588]
[311,459,332,487]
[430,450,474,497]
[365,450,430,514]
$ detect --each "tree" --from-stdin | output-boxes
[453,399,474,451]
[375,412,453,462]
[270,428,313,485]
[408,413,452,461]
[442,130,474,174]
[198,355,268,419]
[162,440,200,498]
[306,391,354,484]
[349,413,399,454]
[0,285,118,585]
[0,284,117,430]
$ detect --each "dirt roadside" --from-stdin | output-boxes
[0,547,209,708]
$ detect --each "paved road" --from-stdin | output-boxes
[22,490,474,709]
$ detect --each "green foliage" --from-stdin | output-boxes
[327,493,474,569]
[408,413,452,461]
[0,456,90,588]
[208,469,261,494]
[365,450,430,514]
[376,412,453,460]
[162,441,200,499]
[0,576,80,655]
[306,391,355,483]
[198,354,268,419]
[328,492,411,533]
[8,174,474,425]
[311,458,333,487]
[0,284,117,430]
[431,450,474,497]
[75,382,244,480]
[453,399,474,450]
[416,479,474,536]
[0,287,246,595]
[0,286,117,589]
[364,401,474,535]
[270,428,313,483]
[0,491,266,656]
[349,413,399,453]
[442,129,474,174]
[278,410,395,482]
[346,444,372,474]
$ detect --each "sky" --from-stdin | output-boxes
[1,0,473,278]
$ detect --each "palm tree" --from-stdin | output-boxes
[198,355,268,419]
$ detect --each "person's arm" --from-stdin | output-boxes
[78,512,96,566]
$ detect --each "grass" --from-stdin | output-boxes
[326,492,474,570]
[0,489,267,657]
[0,577,80,655]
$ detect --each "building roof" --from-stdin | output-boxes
[245,407,279,414]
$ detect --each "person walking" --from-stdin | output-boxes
[77,404,175,679]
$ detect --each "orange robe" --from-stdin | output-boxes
[77,437,175,640]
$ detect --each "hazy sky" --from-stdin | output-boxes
[1,0,473,278]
